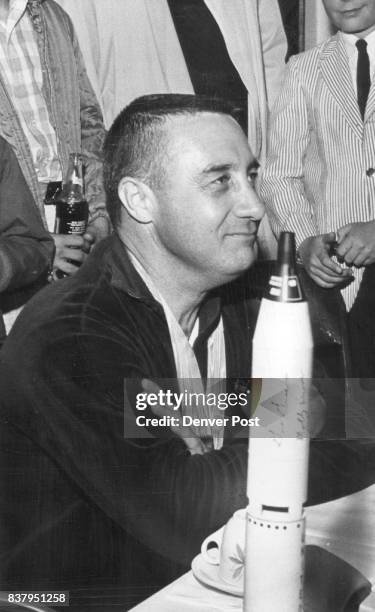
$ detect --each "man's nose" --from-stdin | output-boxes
[234,182,265,221]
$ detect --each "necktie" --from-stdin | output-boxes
[356,39,371,119]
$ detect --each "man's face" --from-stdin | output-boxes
[323,0,375,36]
[152,113,264,289]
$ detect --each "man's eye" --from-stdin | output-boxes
[248,170,258,185]
[214,174,230,185]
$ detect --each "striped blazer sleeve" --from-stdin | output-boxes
[260,56,319,248]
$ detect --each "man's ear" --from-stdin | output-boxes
[117,177,156,223]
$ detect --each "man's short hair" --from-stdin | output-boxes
[103,94,241,227]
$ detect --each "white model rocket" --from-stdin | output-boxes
[244,232,313,611]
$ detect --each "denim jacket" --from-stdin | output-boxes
[0,0,109,234]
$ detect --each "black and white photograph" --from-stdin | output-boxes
[0,1,375,611]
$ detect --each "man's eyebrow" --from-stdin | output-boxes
[201,159,260,176]
[201,163,234,175]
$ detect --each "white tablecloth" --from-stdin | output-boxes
[130,485,375,611]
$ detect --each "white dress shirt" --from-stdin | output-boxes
[129,252,226,449]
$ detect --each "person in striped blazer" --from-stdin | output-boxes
[261,0,375,378]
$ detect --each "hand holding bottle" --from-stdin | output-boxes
[51,233,90,277]
[52,152,89,279]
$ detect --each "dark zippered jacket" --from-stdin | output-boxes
[0,136,53,340]
[1,235,372,609]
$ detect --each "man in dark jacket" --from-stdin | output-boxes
[0,136,53,342]
[0,95,374,610]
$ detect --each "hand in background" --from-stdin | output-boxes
[86,214,111,243]
[82,230,96,253]
[298,232,353,288]
[336,220,375,267]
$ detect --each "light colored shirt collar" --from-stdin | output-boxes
[128,251,227,449]
[342,28,375,50]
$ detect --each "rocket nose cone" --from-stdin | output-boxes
[266,232,306,303]
[277,232,296,272]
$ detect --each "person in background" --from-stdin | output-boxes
[56,0,287,257]
[261,0,375,378]
[0,136,53,345]
[0,0,109,332]
[1,94,374,610]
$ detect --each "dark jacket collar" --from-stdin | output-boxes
[105,234,156,303]
[90,234,222,331]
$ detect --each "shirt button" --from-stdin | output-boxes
[366,168,375,177]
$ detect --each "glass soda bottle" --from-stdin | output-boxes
[54,153,88,235]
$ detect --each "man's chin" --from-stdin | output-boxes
[235,244,258,270]
[223,250,258,280]
[201,247,258,289]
